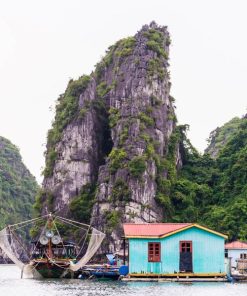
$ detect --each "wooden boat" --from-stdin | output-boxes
[79,265,120,280]
[30,240,77,278]
[78,259,129,280]
[90,267,120,280]
[0,213,105,279]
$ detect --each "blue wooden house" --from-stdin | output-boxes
[123,223,227,277]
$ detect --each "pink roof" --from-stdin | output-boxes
[225,241,247,249]
[123,223,192,237]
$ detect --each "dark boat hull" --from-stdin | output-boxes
[79,266,120,280]
[33,261,72,278]
[91,270,119,280]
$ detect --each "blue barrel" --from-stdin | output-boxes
[119,265,129,276]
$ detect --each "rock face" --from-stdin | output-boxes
[42,93,108,214]
[40,22,179,252]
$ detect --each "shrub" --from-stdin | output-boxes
[68,76,91,97]
[78,108,87,119]
[140,133,151,142]
[128,156,147,178]
[167,113,177,122]
[146,106,153,114]
[147,58,165,80]
[47,192,55,211]
[147,40,167,58]
[33,189,44,213]
[109,148,127,173]
[111,178,131,202]
[94,43,118,80]
[119,126,129,145]
[144,29,168,59]
[156,192,173,220]
[139,112,154,127]
[105,210,121,231]
[96,81,112,98]
[69,184,96,224]
[166,36,171,46]
[109,107,120,128]
[143,29,164,44]
[146,143,155,157]
[157,177,171,194]
[43,149,57,177]
[115,37,136,58]
[169,95,176,103]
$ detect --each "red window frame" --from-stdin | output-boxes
[180,241,192,253]
[148,242,161,262]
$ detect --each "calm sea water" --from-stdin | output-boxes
[0,265,247,296]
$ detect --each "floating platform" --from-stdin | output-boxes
[123,272,227,282]
[122,277,228,282]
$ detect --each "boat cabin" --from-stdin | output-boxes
[31,240,77,260]
[123,223,227,277]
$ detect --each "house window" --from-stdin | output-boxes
[148,242,161,262]
[225,249,228,258]
[240,253,247,259]
[180,241,192,253]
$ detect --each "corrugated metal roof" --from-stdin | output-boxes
[225,241,247,249]
[123,223,192,237]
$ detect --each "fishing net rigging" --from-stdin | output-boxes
[0,214,105,278]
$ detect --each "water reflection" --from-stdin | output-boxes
[0,265,247,296]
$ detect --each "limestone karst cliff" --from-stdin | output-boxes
[38,22,182,251]
[37,21,247,248]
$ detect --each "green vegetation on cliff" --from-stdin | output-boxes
[170,116,247,241]
[44,75,90,177]
[205,117,243,158]
[0,137,38,228]
[69,184,96,224]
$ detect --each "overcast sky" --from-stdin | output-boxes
[0,0,246,183]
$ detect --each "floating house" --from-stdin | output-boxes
[225,241,247,268]
[123,223,227,277]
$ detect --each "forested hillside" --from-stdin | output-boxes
[0,136,38,228]
[205,117,243,158]
[172,116,247,240]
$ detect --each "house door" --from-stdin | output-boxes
[179,241,193,272]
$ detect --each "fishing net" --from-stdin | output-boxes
[0,228,25,270]
[0,214,105,277]
[69,228,105,271]
[0,225,42,278]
